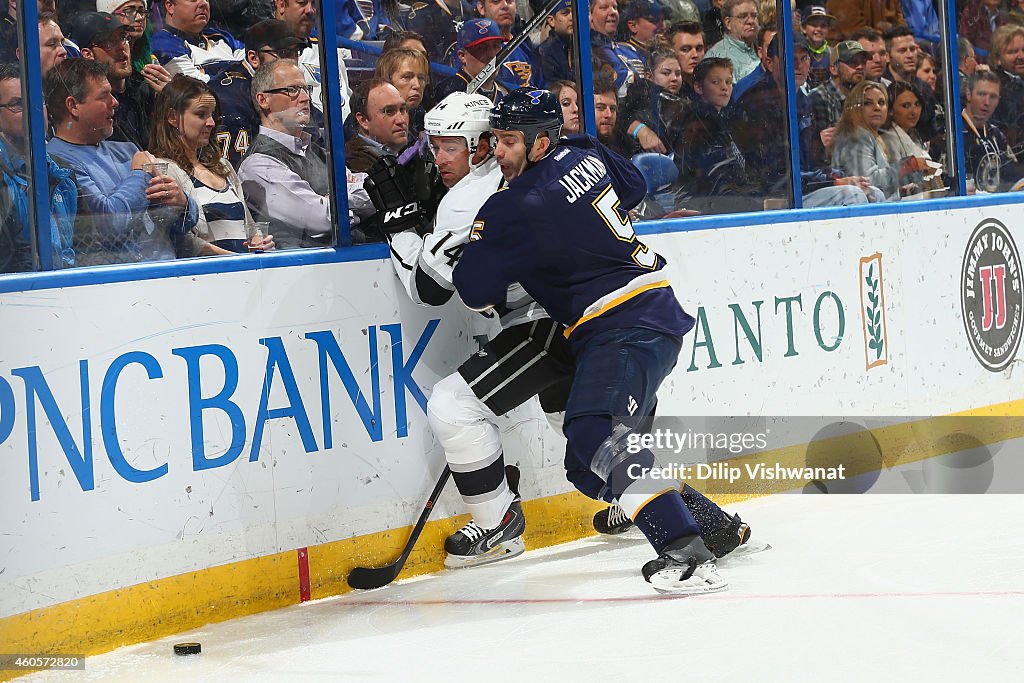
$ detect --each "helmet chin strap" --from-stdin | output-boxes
[524,133,556,171]
[468,133,495,169]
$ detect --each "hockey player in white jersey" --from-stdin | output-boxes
[385,92,504,308]
[367,91,574,568]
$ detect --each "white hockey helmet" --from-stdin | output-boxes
[423,92,494,164]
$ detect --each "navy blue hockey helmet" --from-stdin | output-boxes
[489,87,563,149]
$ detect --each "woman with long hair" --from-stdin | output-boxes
[550,80,580,135]
[832,81,930,200]
[618,50,690,155]
[882,80,942,195]
[883,81,930,158]
[149,75,273,254]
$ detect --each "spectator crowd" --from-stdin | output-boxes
[3,0,1024,273]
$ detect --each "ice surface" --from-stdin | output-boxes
[22,495,1024,682]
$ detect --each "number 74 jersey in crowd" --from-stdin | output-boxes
[453,135,695,346]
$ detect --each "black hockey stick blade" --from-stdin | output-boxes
[347,466,452,590]
[466,0,563,94]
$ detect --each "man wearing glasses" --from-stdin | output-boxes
[69,12,150,149]
[238,60,340,248]
[0,63,77,271]
[272,0,352,120]
[704,0,760,82]
[204,19,307,168]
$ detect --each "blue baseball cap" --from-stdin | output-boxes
[457,18,504,51]
[552,0,571,12]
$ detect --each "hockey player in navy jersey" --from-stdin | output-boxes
[453,88,739,593]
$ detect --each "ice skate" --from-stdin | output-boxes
[593,503,643,538]
[705,513,771,561]
[642,535,729,595]
[444,499,526,568]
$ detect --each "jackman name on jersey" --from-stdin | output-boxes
[558,155,608,203]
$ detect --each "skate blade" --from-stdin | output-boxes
[444,536,525,569]
[648,564,729,595]
[719,541,772,563]
[594,525,645,541]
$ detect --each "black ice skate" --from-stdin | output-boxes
[705,513,771,561]
[593,504,642,538]
[444,500,526,568]
[642,535,728,595]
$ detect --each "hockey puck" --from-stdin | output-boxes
[173,642,202,656]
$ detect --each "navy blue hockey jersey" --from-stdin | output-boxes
[151,25,245,80]
[453,135,694,346]
[206,61,259,169]
[451,42,545,92]
[406,0,474,64]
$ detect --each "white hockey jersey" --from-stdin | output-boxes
[151,26,246,81]
[299,36,353,121]
[388,156,548,328]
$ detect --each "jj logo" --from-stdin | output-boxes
[978,264,1008,332]
[961,219,1022,372]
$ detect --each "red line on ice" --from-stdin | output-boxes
[339,590,1024,606]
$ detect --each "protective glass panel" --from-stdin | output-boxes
[1,6,44,273]
[956,0,1024,194]
[594,0,795,219]
[798,3,950,204]
[17,0,347,268]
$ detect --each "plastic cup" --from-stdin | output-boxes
[246,222,270,253]
[142,162,169,177]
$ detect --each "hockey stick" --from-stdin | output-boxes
[346,464,523,589]
[347,466,452,590]
[466,0,563,94]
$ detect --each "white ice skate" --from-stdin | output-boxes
[644,558,729,595]
[641,535,730,595]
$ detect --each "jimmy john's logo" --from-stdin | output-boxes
[961,219,1022,372]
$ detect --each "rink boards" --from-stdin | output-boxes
[0,202,1022,665]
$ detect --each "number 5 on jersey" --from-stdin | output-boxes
[592,185,656,268]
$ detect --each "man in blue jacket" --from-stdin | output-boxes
[0,63,77,270]
[538,0,574,81]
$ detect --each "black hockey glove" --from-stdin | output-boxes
[363,155,424,235]
[410,155,446,221]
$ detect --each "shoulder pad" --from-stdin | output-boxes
[561,134,598,150]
